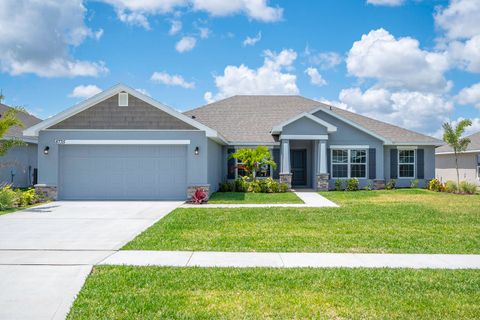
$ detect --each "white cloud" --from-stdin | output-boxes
[151,71,195,89]
[199,27,210,39]
[305,67,327,86]
[205,49,299,102]
[69,85,102,99]
[169,20,182,35]
[434,0,480,40]
[304,49,342,69]
[456,82,480,109]
[339,87,454,133]
[191,0,283,22]
[432,117,480,138]
[101,0,282,29]
[434,0,480,74]
[347,28,450,92]
[366,0,404,6]
[243,32,262,46]
[0,0,108,77]
[175,36,197,52]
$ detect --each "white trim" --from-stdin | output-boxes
[271,112,337,134]
[280,134,328,140]
[44,129,202,132]
[329,145,369,149]
[436,149,480,155]
[23,84,220,139]
[397,148,416,179]
[59,139,191,145]
[229,141,280,146]
[397,146,417,150]
[477,165,480,180]
[388,142,445,146]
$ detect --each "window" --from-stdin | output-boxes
[398,149,415,178]
[331,149,367,178]
[234,150,272,179]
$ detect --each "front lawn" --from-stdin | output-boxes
[68,266,480,319]
[124,189,480,253]
[208,191,303,204]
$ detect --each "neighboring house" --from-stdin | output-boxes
[435,132,480,186]
[0,104,41,187]
[24,84,443,200]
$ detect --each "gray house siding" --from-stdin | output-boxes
[207,139,223,193]
[50,94,197,130]
[282,117,328,135]
[384,145,435,188]
[37,130,209,199]
[0,144,37,187]
[312,110,384,187]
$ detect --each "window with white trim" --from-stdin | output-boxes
[398,149,415,178]
[331,149,367,178]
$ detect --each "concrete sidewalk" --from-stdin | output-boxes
[99,251,480,269]
[182,191,339,208]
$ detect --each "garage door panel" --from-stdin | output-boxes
[59,145,187,200]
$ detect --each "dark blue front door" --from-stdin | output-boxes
[291,149,307,186]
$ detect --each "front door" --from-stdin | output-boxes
[291,149,307,186]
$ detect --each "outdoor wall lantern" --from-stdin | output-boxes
[194,146,200,155]
[43,146,50,155]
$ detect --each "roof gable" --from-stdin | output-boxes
[24,84,221,141]
[0,104,41,141]
[271,112,337,134]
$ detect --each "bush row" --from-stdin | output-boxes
[219,178,289,193]
[0,186,42,210]
[428,178,477,195]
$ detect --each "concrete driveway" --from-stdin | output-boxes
[0,201,182,320]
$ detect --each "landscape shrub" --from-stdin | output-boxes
[385,179,396,190]
[459,181,477,195]
[410,179,419,188]
[444,180,458,193]
[364,180,373,191]
[0,186,17,210]
[428,178,444,192]
[334,179,344,191]
[234,178,248,192]
[346,178,359,191]
[220,178,287,193]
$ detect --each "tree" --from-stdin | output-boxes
[230,146,277,180]
[0,91,26,156]
[442,119,472,190]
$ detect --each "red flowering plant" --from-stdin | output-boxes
[190,188,208,204]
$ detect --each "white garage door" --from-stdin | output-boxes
[59,145,187,200]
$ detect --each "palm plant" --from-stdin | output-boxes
[230,146,276,180]
[442,119,472,190]
[0,91,26,156]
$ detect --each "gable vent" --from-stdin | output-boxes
[118,92,129,107]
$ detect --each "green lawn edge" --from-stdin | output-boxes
[208,191,303,204]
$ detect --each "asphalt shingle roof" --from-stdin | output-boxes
[436,132,480,153]
[184,95,442,145]
[0,103,42,139]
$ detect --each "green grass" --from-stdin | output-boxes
[208,192,303,204]
[68,266,480,320]
[124,189,480,253]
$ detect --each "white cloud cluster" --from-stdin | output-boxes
[456,82,480,109]
[175,36,197,52]
[347,28,450,92]
[432,116,480,138]
[340,87,453,133]
[204,49,298,102]
[243,32,262,46]
[435,0,480,73]
[69,85,102,99]
[169,20,182,35]
[305,67,326,86]
[101,0,283,30]
[0,0,107,77]
[151,71,195,89]
[366,0,404,6]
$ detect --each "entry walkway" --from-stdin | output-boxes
[99,251,480,269]
[181,191,339,208]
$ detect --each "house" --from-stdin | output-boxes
[0,104,41,187]
[23,84,443,200]
[435,132,480,186]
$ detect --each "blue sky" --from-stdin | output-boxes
[0,0,479,136]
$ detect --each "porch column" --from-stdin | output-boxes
[316,140,329,191]
[279,139,292,189]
